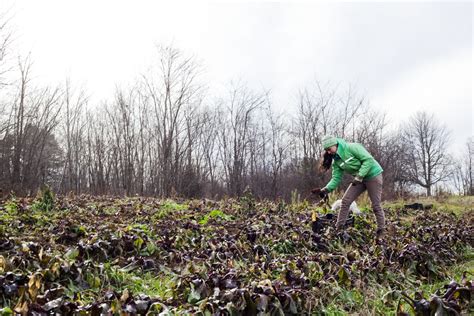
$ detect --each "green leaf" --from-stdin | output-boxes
[134,237,144,250]
[65,247,80,260]
[0,307,13,316]
[337,267,351,287]
[187,284,201,304]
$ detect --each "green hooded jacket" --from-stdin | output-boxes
[323,138,383,192]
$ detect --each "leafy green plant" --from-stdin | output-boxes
[272,239,295,254]
[152,200,188,221]
[0,197,19,226]
[126,223,152,237]
[290,189,300,205]
[239,186,256,211]
[199,209,232,225]
[0,307,13,316]
[103,264,175,299]
[4,197,18,214]
[161,200,188,211]
[32,186,55,213]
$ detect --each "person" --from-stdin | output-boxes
[311,135,385,239]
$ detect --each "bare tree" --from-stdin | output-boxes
[85,111,109,195]
[264,101,289,199]
[217,82,265,196]
[466,137,474,195]
[0,56,62,194]
[352,110,386,149]
[453,137,473,195]
[139,45,203,196]
[197,106,221,197]
[375,131,411,199]
[401,112,451,196]
[105,88,141,195]
[0,10,13,88]
[59,80,88,193]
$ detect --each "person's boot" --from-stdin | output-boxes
[335,227,351,244]
[375,228,386,245]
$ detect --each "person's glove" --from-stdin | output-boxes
[352,176,363,185]
[311,187,328,199]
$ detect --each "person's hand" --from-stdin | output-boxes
[352,176,363,185]
[311,187,328,199]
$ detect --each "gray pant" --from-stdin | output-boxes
[336,174,385,231]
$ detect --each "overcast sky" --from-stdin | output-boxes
[3,0,473,150]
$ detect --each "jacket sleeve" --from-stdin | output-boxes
[324,162,343,192]
[350,143,375,178]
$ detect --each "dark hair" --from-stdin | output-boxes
[319,151,333,172]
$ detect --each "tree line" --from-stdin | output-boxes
[0,26,472,199]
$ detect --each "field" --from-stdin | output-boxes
[0,190,473,315]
